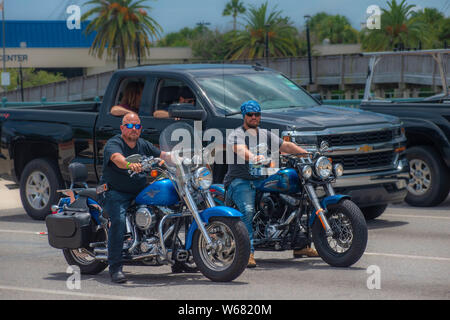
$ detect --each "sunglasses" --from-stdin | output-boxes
[246,112,261,118]
[123,123,142,130]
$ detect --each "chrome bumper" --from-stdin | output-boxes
[333,158,409,189]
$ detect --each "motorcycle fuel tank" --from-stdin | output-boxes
[135,179,180,206]
[256,168,301,194]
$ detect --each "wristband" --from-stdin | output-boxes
[126,161,131,169]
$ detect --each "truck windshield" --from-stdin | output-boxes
[196,72,318,114]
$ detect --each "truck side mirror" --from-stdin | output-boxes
[168,104,207,121]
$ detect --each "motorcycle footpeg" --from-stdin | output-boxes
[174,250,189,262]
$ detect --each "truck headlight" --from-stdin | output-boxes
[289,135,318,152]
[193,167,213,190]
[315,156,332,179]
[333,163,344,177]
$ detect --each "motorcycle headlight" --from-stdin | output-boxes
[193,167,213,190]
[315,156,332,179]
[333,163,344,177]
[302,165,312,180]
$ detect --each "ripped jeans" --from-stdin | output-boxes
[225,178,261,253]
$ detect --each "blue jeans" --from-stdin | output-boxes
[103,190,135,274]
[225,178,259,253]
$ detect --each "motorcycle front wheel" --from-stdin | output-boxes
[312,199,368,267]
[192,217,250,282]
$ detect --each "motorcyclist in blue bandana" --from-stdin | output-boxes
[224,100,318,268]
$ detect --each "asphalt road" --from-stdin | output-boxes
[0,178,449,301]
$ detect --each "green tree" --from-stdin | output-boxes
[361,0,425,51]
[82,0,162,69]
[157,26,209,47]
[6,68,66,92]
[226,1,300,60]
[308,13,359,44]
[410,8,445,48]
[437,17,450,46]
[222,0,246,31]
[192,30,235,61]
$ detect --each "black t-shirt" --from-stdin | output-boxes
[102,134,161,195]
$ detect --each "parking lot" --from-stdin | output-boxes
[0,178,449,300]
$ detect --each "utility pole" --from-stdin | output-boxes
[1,0,7,94]
[304,15,313,85]
[19,62,24,101]
[136,31,141,66]
[265,24,270,66]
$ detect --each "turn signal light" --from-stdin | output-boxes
[150,170,159,178]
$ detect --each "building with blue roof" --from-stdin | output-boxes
[0,20,191,77]
[1,20,96,48]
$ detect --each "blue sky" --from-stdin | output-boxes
[5,0,450,35]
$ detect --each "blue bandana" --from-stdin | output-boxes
[240,100,261,117]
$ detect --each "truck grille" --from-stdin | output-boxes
[331,151,395,171]
[321,130,394,147]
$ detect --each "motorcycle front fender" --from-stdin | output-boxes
[308,194,351,227]
[185,206,243,250]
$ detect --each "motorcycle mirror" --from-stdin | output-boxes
[126,154,143,163]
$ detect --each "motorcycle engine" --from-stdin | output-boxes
[259,194,284,219]
[135,206,156,231]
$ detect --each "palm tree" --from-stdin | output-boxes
[82,0,162,69]
[311,14,358,44]
[226,1,299,60]
[222,0,246,31]
[361,0,424,51]
[410,8,445,48]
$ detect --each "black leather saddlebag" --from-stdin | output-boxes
[46,209,93,249]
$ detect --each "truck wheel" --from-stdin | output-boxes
[19,158,64,220]
[361,204,388,220]
[405,146,450,207]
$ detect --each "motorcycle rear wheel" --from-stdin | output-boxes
[312,199,367,267]
[192,217,250,282]
[62,228,108,275]
[63,248,108,275]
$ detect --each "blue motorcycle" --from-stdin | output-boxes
[45,126,250,282]
[209,150,368,267]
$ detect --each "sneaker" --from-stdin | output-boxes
[293,246,319,258]
[247,253,257,268]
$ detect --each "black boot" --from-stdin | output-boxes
[110,266,127,283]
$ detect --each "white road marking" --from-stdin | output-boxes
[383,214,450,220]
[0,285,148,300]
[364,252,450,262]
[0,229,46,235]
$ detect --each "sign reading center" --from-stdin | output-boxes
[0,54,28,63]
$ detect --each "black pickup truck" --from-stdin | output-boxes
[360,50,450,207]
[0,64,409,220]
